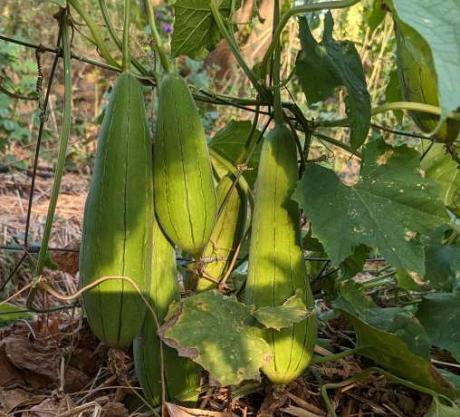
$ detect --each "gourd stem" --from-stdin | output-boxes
[67,0,120,67]
[210,0,270,101]
[122,0,130,71]
[144,0,171,73]
[261,0,360,79]
[272,0,283,125]
[98,0,150,75]
[317,101,460,128]
[28,8,72,309]
[373,101,460,121]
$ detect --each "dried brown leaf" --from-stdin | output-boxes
[0,388,43,413]
[101,401,129,417]
[281,406,324,417]
[165,402,236,417]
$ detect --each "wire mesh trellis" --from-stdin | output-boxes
[1,14,413,304]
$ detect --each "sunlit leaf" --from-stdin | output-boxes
[160,290,271,385]
[253,291,311,331]
[422,144,460,212]
[210,120,263,187]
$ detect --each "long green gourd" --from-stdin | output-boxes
[134,218,201,406]
[245,124,316,384]
[80,72,153,349]
[395,20,460,143]
[153,74,217,257]
[195,171,247,292]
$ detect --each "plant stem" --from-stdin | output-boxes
[318,101,460,128]
[312,347,361,364]
[272,0,283,125]
[373,101,460,121]
[144,0,171,73]
[262,0,360,78]
[313,131,362,158]
[122,0,130,71]
[98,0,150,75]
[210,0,270,100]
[67,0,120,67]
[29,9,72,308]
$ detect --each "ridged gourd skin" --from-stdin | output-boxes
[153,73,217,257]
[196,173,247,292]
[80,72,153,349]
[133,219,201,406]
[395,21,460,143]
[245,124,316,385]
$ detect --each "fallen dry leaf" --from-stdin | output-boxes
[2,333,89,392]
[29,396,74,417]
[165,402,237,417]
[101,401,129,417]
[0,346,25,387]
[0,388,43,413]
[281,406,324,417]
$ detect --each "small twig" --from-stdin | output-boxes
[0,81,38,101]
[371,123,432,141]
[1,282,33,305]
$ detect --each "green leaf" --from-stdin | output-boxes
[333,283,456,397]
[210,120,263,186]
[340,245,370,279]
[293,139,448,275]
[422,144,460,212]
[171,0,239,59]
[416,292,460,363]
[424,397,460,417]
[295,13,371,149]
[363,0,386,31]
[160,290,271,385]
[424,227,460,291]
[253,291,311,331]
[385,69,404,123]
[389,0,460,117]
[0,304,32,327]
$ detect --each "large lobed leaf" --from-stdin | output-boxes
[293,139,448,275]
[159,290,272,386]
[295,13,371,149]
[159,290,315,385]
[389,0,460,117]
[172,0,239,59]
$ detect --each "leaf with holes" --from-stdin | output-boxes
[159,290,271,386]
[293,139,447,275]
